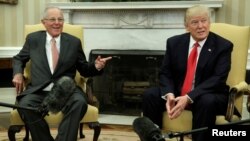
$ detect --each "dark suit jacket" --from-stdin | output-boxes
[159,32,233,101]
[12,31,102,97]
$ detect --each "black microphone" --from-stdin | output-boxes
[133,116,250,141]
[133,117,165,141]
[0,76,76,120]
[41,76,76,115]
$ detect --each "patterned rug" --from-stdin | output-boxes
[0,124,191,141]
[0,128,140,141]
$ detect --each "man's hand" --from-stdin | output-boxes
[12,73,24,95]
[166,93,176,119]
[167,95,190,120]
[95,55,112,70]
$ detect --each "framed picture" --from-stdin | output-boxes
[0,0,18,5]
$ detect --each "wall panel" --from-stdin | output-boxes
[0,0,68,46]
[0,0,249,47]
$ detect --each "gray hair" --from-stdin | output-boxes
[42,6,63,20]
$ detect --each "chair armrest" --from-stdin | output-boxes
[85,78,99,108]
[226,81,249,121]
[247,94,250,113]
[23,61,31,90]
[76,74,99,108]
[246,85,250,113]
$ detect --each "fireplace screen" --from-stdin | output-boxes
[89,49,164,116]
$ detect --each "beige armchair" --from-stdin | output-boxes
[8,23,101,141]
[162,23,250,133]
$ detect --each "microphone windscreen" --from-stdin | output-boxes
[133,117,164,141]
[42,76,76,114]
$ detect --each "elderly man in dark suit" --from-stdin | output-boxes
[142,5,234,141]
[12,6,111,141]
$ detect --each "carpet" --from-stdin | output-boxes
[0,128,140,141]
[0,125,191,141]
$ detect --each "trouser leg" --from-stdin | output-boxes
[191,93,227,141]
[55,89,87,141]
[142,87,166,128]
[17,93,54,141]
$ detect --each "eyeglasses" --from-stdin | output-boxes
[44,18,64,23]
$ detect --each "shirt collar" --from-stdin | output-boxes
[46,32,61,43]
[190,36,207,48]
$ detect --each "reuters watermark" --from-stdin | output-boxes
[209,125,249,139]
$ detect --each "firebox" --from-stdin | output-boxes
[89,49,165,116]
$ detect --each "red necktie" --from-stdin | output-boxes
[51,38,59,71]
[181,42,199,96]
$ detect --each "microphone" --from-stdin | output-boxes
[133,117,250,141]
[41,76,76,115]
[0,76,76,120]
[133,117,165,141]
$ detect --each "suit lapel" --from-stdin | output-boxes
[54,33,70,72]
[39,32,52,75]
[177,34,190,73]
[195,32,215,78]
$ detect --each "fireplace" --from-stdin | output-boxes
[48,1,222,59]
[47,1,223,116]
[89,49,164,116]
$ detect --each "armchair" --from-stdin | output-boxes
[162,23,250,133]
[8,23,101,141]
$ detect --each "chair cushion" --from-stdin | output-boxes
[81,104,99,122]
[162,110,192,132]
[10,109,24,125]
[162,110,240,132]
[10,104,99,126]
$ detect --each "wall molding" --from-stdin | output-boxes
[1,47,250,70]
[48,1,223,29]
[46,1,224,59]
[0,47,21,58]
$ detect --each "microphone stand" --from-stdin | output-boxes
[0,101,48,117]
[0,102,38,111]
[168,127,208,141]
[166,119,250,141]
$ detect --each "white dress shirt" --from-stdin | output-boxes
[43,32,61,91]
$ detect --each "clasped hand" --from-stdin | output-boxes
[166,94,190,120]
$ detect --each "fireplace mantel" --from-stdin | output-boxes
[47,1,223,59]
[48,1,223,10]
[48,1,223,29]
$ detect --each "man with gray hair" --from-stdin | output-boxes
[12,6,111,141]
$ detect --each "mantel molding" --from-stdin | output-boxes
[48,1,223,29]
[48,1,223,10]
[47,1,224,60]
[1,47,250,70]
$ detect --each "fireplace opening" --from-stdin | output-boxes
[89,49,165,116]
[0,58,14,88]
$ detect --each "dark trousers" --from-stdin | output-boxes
[17,89,87,141]
[142,87,228,141]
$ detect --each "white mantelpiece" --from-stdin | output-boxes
[48,1,223,28]
[48,1,223,59]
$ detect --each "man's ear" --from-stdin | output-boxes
[41,19,45,25]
